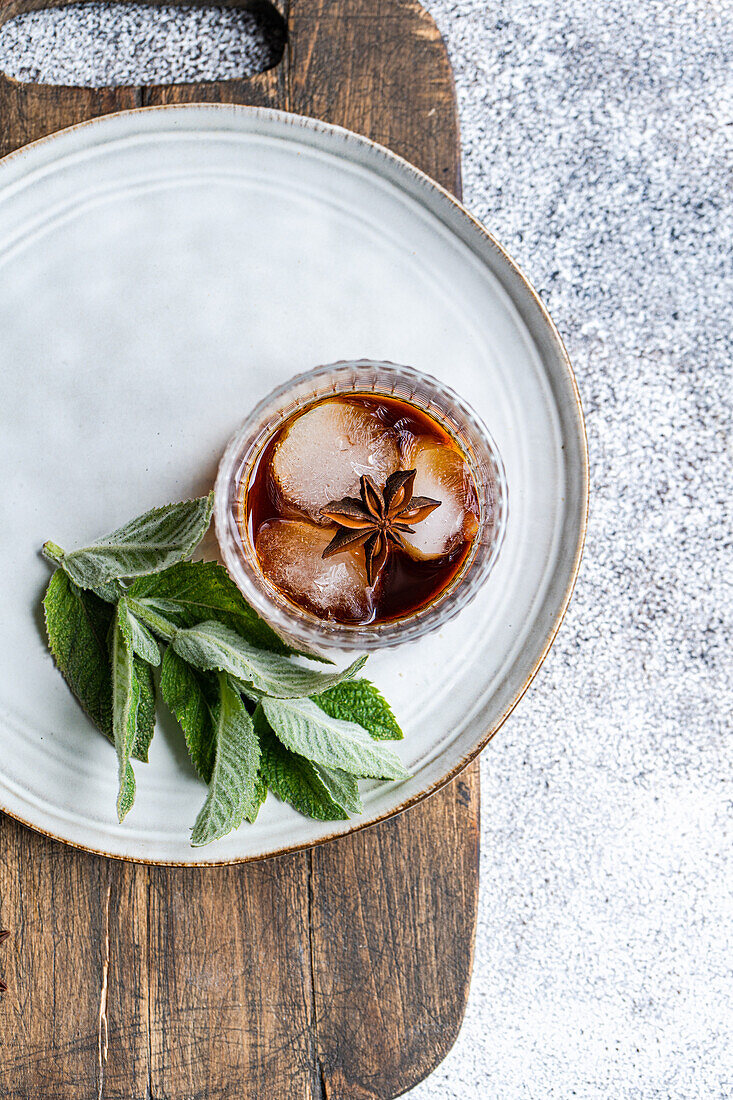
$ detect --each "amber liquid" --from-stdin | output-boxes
[244,394,480,624]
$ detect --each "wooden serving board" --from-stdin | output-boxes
[0,2,480,1096]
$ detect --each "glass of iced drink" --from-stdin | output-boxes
[215,361,507,651]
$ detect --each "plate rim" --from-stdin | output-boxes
[0,103,589,865]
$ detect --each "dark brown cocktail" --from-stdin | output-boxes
[243,394,481,625]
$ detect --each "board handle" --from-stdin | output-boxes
[0,0,460,192]
[0,0,288,157]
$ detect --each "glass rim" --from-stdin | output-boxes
[214,360,508,652]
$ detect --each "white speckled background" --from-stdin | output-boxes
[1,2,731,1095]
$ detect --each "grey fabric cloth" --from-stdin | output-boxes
[1,2,730,1096]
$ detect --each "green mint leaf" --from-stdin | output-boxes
[314,679,404,741]
[43,544,126,604]
[41,541,65,568]
[132,658,156,764]
[125,597,178,643]
[256,707,357,821]
[42,571,152,762]
[89,578,126,603]
[127,560,292,655]
[190,674,261,846]
[43,569,114,739]
[171,620,366,699]
[312,764,363,814]
[160,646,217,783]
[52,494,213,590]
[120,602,161,666]
[245,773,268,824]
[116,760,137,821]
[111,600,141,821]
[260,696,408,780]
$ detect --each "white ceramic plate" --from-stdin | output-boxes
[0,106,587,864]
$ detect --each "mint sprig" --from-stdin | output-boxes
[41,495,408,845]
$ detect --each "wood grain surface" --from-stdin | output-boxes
[0,2,479,1096]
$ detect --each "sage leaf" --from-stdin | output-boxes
[43,569,114,739]
[128,561,291,655]
[111,601,141,821]
[160,646,217,783]
[171,620,366,699]
[191,674,260,846]
[261,696,408,780]
[53,494,213,590]
[256,707,360,820]
[314,679,404,740]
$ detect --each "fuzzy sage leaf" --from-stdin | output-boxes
[120,601,161,666]
[190,674,261,846]
[256,706,361,821]
[313,763,364,814]
[171,620,366,699]
[111,600,141,821]
[45,494,213,590]
[260,696,408,780]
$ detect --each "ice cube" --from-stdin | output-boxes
[398,437,478,559]
[255,519,373,620]
[272,400,399,522]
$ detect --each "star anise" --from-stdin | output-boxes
[320,470,441,585]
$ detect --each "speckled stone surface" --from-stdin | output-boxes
[1,2,731,1096]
